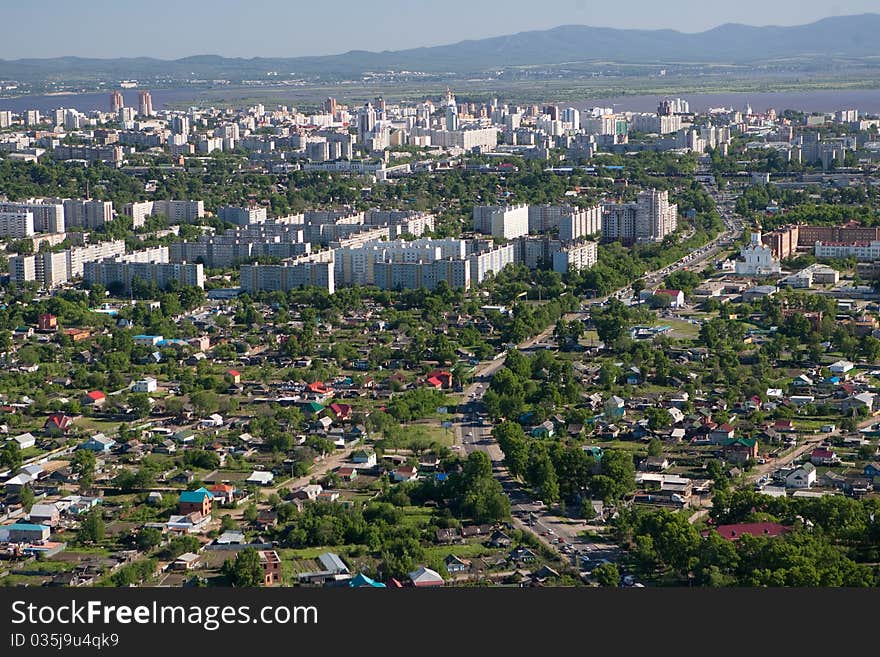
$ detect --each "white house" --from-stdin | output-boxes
[246,470,274,486]
[829,360,854,375]
[785,463,816,489]
[200,413,224,428]
[7,432,36,450]
[131,377,158,393]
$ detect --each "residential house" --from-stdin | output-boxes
[27,503,60,526]
[207,483,236,505]
[508,546,538,564]
[604,395,626,419]
[444,554,471,574]
[178,488,214,516]
[723,438,759,465]
[351,449,377,468]
[810,448,839,466]
[391,465,418,482]
[863,462,880,479]
[531,420,555,438]
[489,530,512,548]
[842,392,877,415]
[173,552,201,571]
[785,463,817,489]
[258,550,281,585]
[337,467,358,482]
[408,566,444,587]
[829,360,854,375]
[79,434,116,453]
[43,414,74,434]
[246,470,274,486]
[710,424,736,444]
[131,377,157,393]
[653,289,685,308]
[82,390,106,407]
[7,432,36,450]
[328,403,353,422]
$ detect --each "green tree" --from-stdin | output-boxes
[135,527,163,552]
[77,508,106,545]
[223,547,264,587]
[0,441,22,472]
[71,449,97,489]
[19,485,35,512]
[593,562,620,587]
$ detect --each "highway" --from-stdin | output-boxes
[447,164,747,569]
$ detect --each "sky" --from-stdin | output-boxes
[0,0,876,59]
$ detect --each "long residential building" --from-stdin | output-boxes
[9,240,127,288]
[814,241,880,261]
[56,199,114,229]
[602,189,677,245]
[240,253,335,294]
[124,200,205,228]
[84,259,203,291]
[374,258,470,291]
[334,238,466,286]
[218,206,268,226]
[0,201,65,233]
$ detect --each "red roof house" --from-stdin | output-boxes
[328,403,352,421]
[83,390,106,406]
[426,370,453,389]
[44,413,74,434]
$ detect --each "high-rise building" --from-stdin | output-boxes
[552,241,598,274]
[170,115,190,135]
[138,90,154,117]
[0,211,35,238]
[24,110,41,126]
[0,201,64,233]
[602,189,677,245]
[561,107,580,131]
[110,91,124,113]
[322,97,338,115]
[357,103,376,143]
[0,110,12,128]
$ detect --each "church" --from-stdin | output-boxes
[735,223,782,276]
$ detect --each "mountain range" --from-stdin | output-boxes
[1,14,879,81]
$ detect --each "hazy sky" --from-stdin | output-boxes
[1,0,875,59]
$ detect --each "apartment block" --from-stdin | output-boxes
[84,260,204,291]
[0,211,35,238]
[602,189,677,245]
[218,206,268,226]
[240,257,335,294]
[0,201,65,233]
[552,241,598,274]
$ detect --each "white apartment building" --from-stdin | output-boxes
[0,211,35,238]
[814,240,880,261]
[469,243,516,284]
[124,200,205,228]
[552,241,598,274]
[0,201,65,233]
[472,204,529,240]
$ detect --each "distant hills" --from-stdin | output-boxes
[1,14,879,81]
